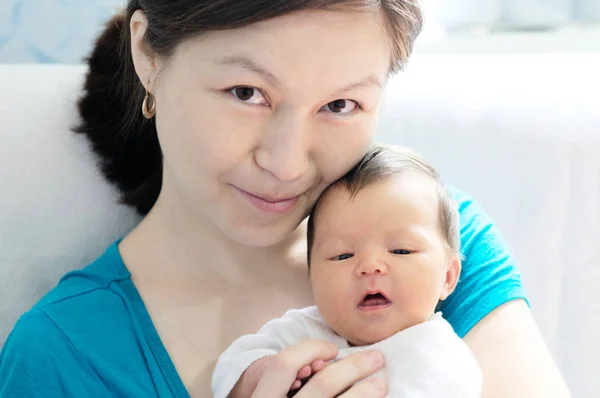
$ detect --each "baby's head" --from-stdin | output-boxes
[307,145,461,346]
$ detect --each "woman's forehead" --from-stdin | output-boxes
[176,9,392,85]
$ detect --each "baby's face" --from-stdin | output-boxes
[309,172,459,346]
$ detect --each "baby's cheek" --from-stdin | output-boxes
[322,302,353,339]
[316,287,342,315]
[311,268,354,327]
[316,291,349,329]
[395,288,435,322]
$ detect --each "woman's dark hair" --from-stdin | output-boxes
[74,0,422,215]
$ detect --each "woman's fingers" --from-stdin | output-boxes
[252,339,338,397]
[296,365,312,380]
[252,341,386,398]
[337,376,387,398]
[290,358,327,395]
[294,350,385,398]
[310,359,326,373]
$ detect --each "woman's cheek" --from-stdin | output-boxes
[315,123,375,182]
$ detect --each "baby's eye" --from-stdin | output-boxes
[391,249,411,255]
[230,86,269,106]
[332,253,354,261]
[320,99,359,114]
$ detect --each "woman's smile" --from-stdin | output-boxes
[232,185,302,214]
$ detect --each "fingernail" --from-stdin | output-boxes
[367,350,384,366]
[371,377,386,393]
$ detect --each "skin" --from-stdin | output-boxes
[123,6,572,398]
[310,173,460,347]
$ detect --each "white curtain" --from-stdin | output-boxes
[433,0,600,30]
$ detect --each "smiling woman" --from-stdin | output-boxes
[131,8,395,248]
[0,1,424,396]
[0,1,572,397]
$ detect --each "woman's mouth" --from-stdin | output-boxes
[357,292,392,311]
[234,186,300,214]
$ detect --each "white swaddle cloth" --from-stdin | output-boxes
[212,307,481,398]
[337,312,482,397]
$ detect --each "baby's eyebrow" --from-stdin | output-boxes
[312,232,352,251]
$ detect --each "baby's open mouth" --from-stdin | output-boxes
[358,292,391,310]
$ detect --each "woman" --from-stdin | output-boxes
[0,1,570,397]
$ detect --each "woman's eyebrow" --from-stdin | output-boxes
[217,55,283,88]
[216,54,382,96]
[329,74,382,97]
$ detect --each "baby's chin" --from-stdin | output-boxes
[344,327,401,347]
[343,314,435,346]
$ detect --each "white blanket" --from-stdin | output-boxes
[212,307,481,398]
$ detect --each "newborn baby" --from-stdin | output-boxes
[212,145,482,398]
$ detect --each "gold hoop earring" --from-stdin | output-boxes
[142,91,156,119]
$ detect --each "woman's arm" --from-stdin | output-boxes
[442,187,571,397]
[464,299,571,398]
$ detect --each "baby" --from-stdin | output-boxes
[212,145,482,398]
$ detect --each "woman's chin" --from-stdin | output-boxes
[226,218,302,248]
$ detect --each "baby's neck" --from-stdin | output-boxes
[342,312,437,347]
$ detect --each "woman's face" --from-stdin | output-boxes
[132,9,392,247]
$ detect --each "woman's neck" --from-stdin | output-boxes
[119,190,308,287]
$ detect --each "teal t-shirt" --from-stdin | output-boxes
[0,187,528,397]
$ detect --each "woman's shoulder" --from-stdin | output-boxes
[0,307,107,395]
[26,241,135,331]
[0,242,171,397]
[446,185,509,254]
[1,241,132,359]
[447,185,489,221]
[0,305,160,396]
[442,186,528,338]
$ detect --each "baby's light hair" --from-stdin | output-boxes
[307,144,460,265]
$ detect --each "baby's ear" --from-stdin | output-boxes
[439,255,461,301]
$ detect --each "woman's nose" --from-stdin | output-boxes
[254,111,310,182]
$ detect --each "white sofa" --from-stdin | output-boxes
[1,54,599,396]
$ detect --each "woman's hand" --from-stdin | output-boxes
[252,339,386,398]
[289,358,327,392]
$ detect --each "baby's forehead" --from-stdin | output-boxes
[324,172,437,204]
[316,175,437,223]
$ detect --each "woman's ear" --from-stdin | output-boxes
[439,255,461,301]
[130,10,158,92]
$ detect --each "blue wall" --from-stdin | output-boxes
[0,0,123,63]
[2,1,598,63]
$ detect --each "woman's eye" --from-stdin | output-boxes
[230,86,269,106]
[391,249,411,255]
[320,99,359,114]
[332,253,354,261]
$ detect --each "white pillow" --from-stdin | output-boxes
[0,65,141,345]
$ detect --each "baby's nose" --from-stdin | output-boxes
[356,259,387,277]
